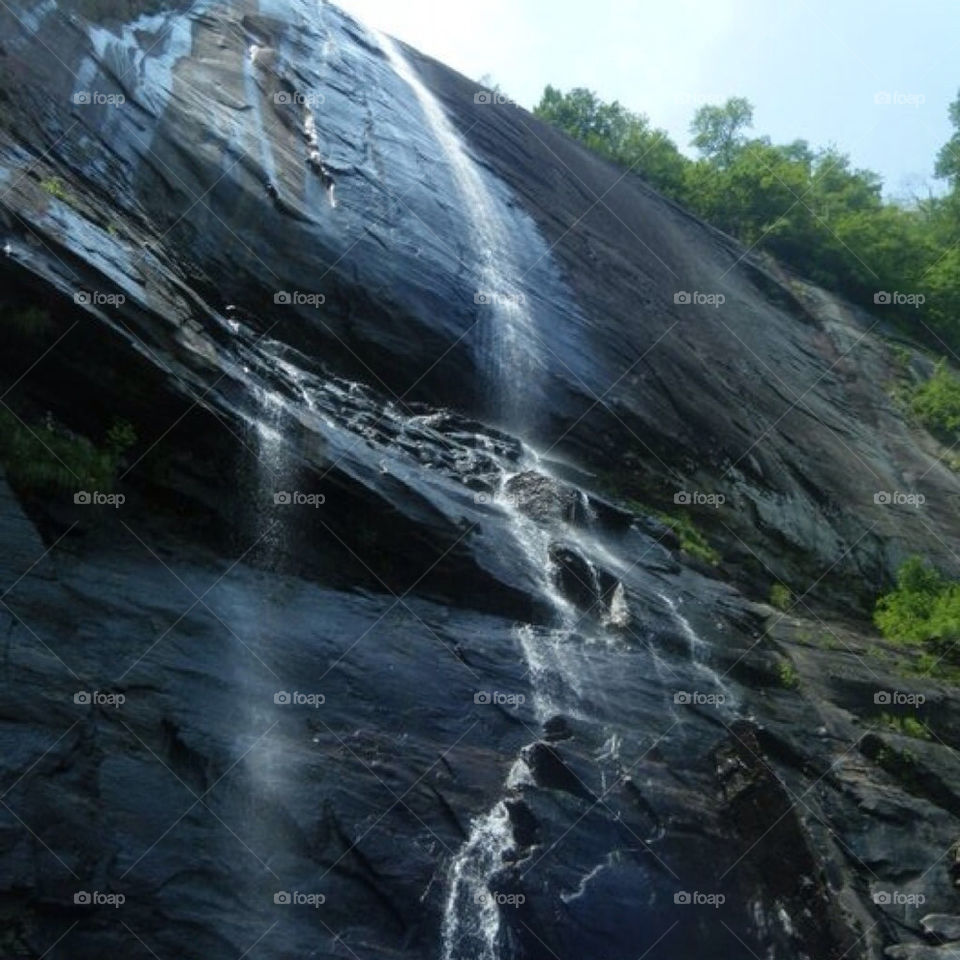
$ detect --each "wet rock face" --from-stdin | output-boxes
[711,723,856,960]
[548,544,620,616]
[549,544,598,609]
[504,471,587,525]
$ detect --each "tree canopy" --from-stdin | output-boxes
[534,87,960,349]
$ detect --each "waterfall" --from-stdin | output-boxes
[375,32,537,425]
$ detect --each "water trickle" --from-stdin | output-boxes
[253,388,289,559]
[660,592,734,706]
[241,49,279,193]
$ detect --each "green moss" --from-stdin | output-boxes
[651,508,721,565]
[875,712,931,740]
[40,177,69,201]
[778,660,800,688]
[769,583,792,611]
[0,410,135,495]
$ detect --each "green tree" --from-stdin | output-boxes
[935,90,960,186]
[533,86,688,198]
[689,97,754,166]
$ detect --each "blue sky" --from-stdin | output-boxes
[336,0,958,200]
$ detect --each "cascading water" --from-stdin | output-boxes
[375,32,537,425]
[440,455,633,960]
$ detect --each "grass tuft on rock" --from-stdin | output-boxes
[909,359,960,439]
[874,556,960,665]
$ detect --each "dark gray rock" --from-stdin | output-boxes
[921,915,960,943]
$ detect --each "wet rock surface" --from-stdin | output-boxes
[0,3,957,960]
